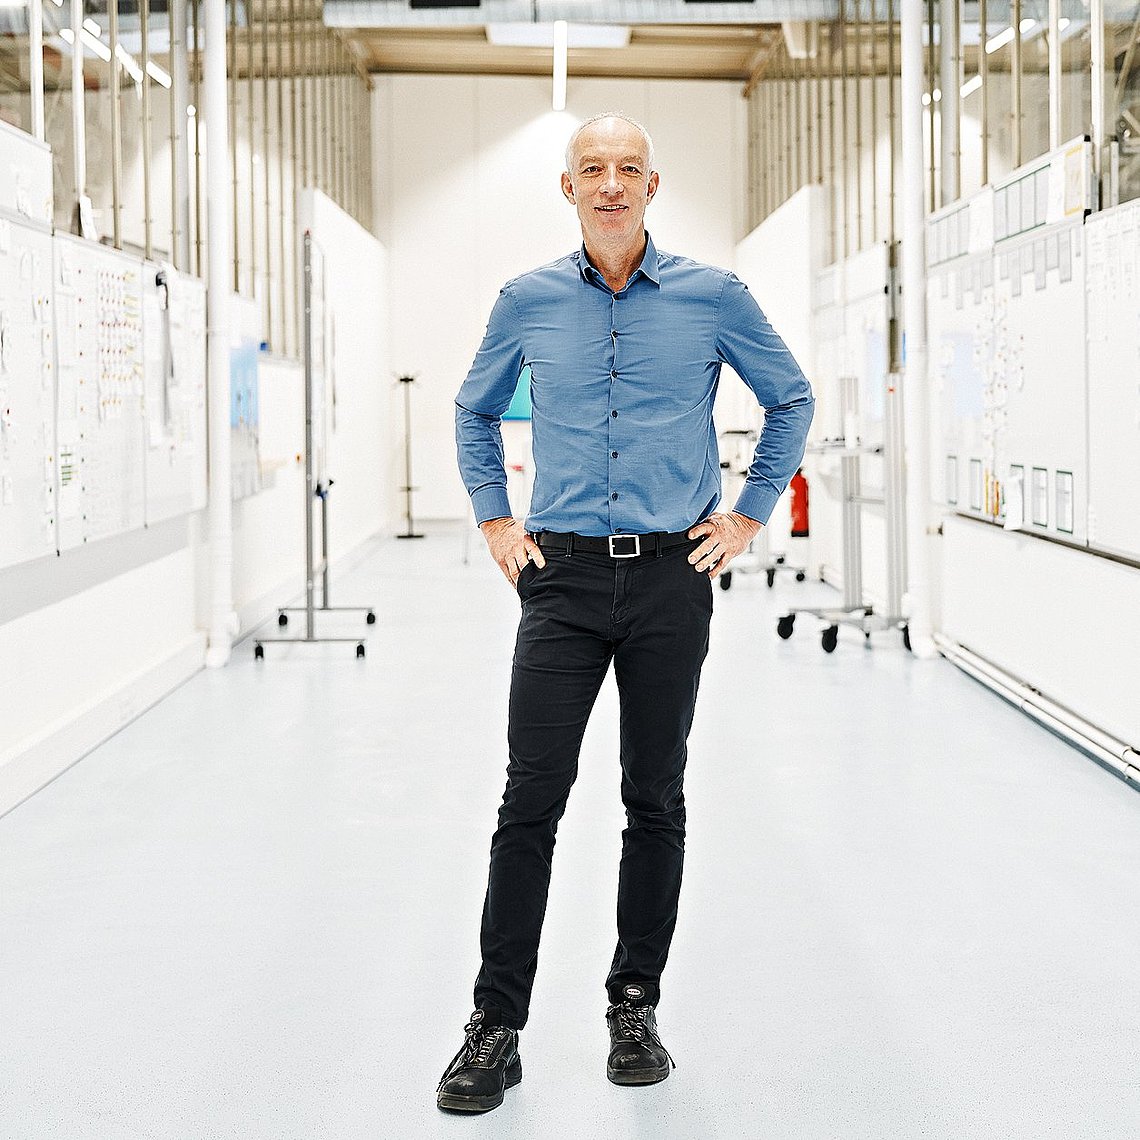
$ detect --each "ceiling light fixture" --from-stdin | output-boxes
[552,20,567,112]
[961,74,982,97]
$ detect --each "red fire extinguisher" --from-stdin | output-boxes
[789,468,810,537]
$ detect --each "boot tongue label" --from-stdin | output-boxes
[623,985,644,1000]
[471,1010,484,1022]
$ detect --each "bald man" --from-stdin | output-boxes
[438,113,814,1113]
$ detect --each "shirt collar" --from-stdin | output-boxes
[578,232,661,289]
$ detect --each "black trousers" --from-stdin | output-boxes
[473,539,713,1030]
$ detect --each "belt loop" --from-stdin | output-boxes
[567,532,575,557]
[655,531,664,558]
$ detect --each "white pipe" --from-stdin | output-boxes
[29,0,44,141]
[934,635,1140,786]
[1048,0,1061,149]
[170,0,191,270]
[900,0,936,657]
[71,0,85,217]
[1090,0,1106,186]
[552,20,567,112]
[939,0,960,201]
[205,0,235,667]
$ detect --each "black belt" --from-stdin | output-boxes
[534,530,694,559]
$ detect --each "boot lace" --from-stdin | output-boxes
[607,1001,676,1070]
[438,1017,512,1091]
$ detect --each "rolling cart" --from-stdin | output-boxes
[716,428,806,592]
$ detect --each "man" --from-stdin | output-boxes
[438,113,814,1114]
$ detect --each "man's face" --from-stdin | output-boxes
[561,118,658,250]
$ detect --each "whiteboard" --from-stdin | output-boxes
[0,120,53,228]
[0,217,57,570]
[142,262,208,524]
[53,234,147,548]
[1084,200,1140,561]
[991,220,1087,543]
[927,251,994,518]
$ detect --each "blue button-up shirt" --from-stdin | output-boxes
[456,234,814,535]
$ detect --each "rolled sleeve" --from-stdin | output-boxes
[455,286,526,524]
[716,273,815,525]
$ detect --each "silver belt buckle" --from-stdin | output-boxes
[608,534,641,558]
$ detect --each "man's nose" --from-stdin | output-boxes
[601,167,623,194]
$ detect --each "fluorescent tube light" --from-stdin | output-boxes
[961,74,982,97]
[552,20,567,112]
[146,60,172,87]
[80,29,111,62]
[487,22,630,49]
[1058,17,1070,29]
[985,26,1014,52]
[116,43,144,83]
[1019,17,1036,32]
[82,17,100,35]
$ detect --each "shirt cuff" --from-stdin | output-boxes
[733,482,780,527]
[471,485,514,526]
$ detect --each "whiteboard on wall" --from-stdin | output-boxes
[142,262,208,524]
[0,217,57,570]
[53,234,147,548]
[841,242,890,450]
[0,120,53,228]
[1084,200,1140,561]
[991,220,1087,543]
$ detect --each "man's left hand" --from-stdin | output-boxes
[687,512,763,578]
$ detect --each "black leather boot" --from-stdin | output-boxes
[605,984,676,1086]
[436,1010,522,1113]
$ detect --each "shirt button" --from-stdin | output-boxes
[611,492,619,501]
[611,330,618,338]
[611,410,618,418]
[611,451,618,458]
[610,370,617,379]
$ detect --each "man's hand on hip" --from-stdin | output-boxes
[687,511,762,579]
[481,517,547,587]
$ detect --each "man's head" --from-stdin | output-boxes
[561,113,659,254]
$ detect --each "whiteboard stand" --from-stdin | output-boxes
[715,429,807,592]
[254,232,375,660]
[397,375,424,539]
[776,375,910,653]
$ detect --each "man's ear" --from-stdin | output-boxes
[647,170,660,202]
[561,171,576,204]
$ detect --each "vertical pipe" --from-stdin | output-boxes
[804,45,814,186]
[869,0,879,242]
[793,52,802,194]
[1011,0,1023,168]
[290,0,300,355]
[192,0,203,275]
[230,0,239,291]
[815,23,824,185]
[261,0,271,346]
[109,0,122,248]
[1091,0,1106,184]
[141,0,152,259]
[277,2,286,354]
[322,32,330,193]
[247,0,256,297]
[29,0,45,141]
[828,22,838,262]
[940,0,960,201]
[171,0,191,270]
[1048,0,1061,150]
[205,0,235,667]
[927,0,936,211]
[784,57,793,201]
[854,0,864,251]
[840,0,850,258]
[979,0,989,185]
[71,0,85,221]
[901,0,934,654]
[300,0,309,191]
[888,0,897,244]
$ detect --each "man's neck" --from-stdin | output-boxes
[583,234,647,294]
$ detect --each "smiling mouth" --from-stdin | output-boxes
[596,205,627,213]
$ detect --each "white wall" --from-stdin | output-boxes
[0,189,389,815]
[373,74,747,521]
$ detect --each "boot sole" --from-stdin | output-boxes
[607,1062,671,1086]
[437,1057,522,1113]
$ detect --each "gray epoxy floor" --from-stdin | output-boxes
[3,529,1140,1140]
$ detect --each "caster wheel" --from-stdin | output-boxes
[777,614,795,640]
[795,571,806,582]
[766,568,776,588]
[718,571,733,591]
[366,610,376,625]
[254,644,264,660]
[776,555,786,565]
[902,625,912,652]
[278,612,288,627]
[822,626,839,653]
[864,630,871,641]
[355,643,366,659]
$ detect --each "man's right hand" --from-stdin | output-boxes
[480,517,547,587]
